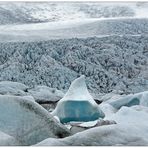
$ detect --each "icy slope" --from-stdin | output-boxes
[0,95,70,145]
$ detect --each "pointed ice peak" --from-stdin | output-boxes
[67,75,86,94]
[52,75,105,123]
[61,75,96,105]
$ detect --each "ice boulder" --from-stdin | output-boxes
[36,106,148,146]
[52,75,105,123]
[0,95,70,145]
[0,81,28,96]
[28,85,64,103]
[0,131,20,146]
[108,91,148,109]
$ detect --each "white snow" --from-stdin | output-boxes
[0,17,148,42]
[79,120,98,128]
[0,18,99,31]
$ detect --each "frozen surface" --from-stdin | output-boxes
[0,95,70,145]
[37,106,148,146]
[0,131,20,146]
[78,120,99,128]
[28,85,64,102]
[58,75,96,104]
[52,76,105,123]
[0,2,148,146]
[108,91,148,109]
[0,35,147,95]
[99,103,117,117]
[0,81,28,96]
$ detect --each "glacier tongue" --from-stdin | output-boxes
[52,75,105,123]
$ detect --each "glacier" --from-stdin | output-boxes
[0,1,148,146]
[0,35,148,95]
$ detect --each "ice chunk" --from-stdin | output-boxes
[52,75,105,123]
[0,95,70,145]
[28,85,64,102]
[108,91,148,109]
[21,95,35,102]
[0,81,28,96]
[100,103,117,118]
[0,131,20,146]
[79,120,98,128]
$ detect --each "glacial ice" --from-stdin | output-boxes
[108,91,148,109]
[36,106,148,146]
[52,75,105,123]
[0,131,20,146]
[28,85,64,102]
[0,95,70,145]
[0,81,28,96]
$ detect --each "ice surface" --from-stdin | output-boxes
[99,103,117,117]
[0,81,28,96]
[37,106,148,146]
[0,2,148,146]
[0,131,20,146]
[52,75,105,123]
[28,85,64,102]
[59,75,96,104]
[108,91,148,109]
[0,95,70,145]
[0,35,147,95]
[78,120,98,128]
[0,18,148,42]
